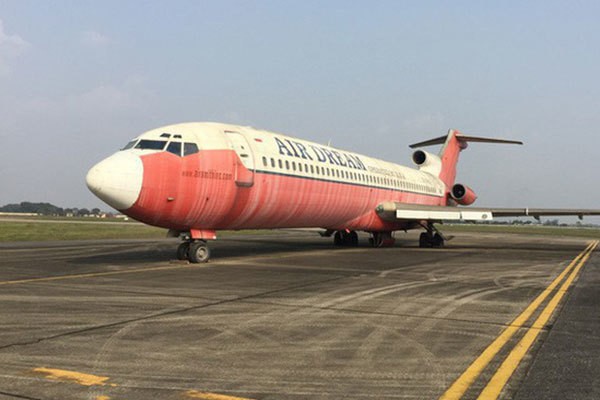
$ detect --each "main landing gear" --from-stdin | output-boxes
[176,240,211,263]
[369,231,395,248]
[419,223,446,248]
[333,230,359,247]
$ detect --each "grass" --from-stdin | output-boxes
[0,217,283,242]
[1,216,598,242]
[0,221,166,242]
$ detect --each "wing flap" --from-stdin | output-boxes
[376,202,600,222]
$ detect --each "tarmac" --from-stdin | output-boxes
[0,230,597,400]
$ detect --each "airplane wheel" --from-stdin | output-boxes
[419,232,432,248]
[349,231,359,247]
[188,241,210,263]
[176,242,190,260]
[432,233,444,248]
[333,231,343,246]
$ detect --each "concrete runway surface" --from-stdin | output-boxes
[0,231,598,400]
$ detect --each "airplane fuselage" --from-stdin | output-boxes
[87,122,447,235]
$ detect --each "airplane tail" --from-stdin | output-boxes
[409,130,522,189]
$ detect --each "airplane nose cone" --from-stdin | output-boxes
[86,152,143,210]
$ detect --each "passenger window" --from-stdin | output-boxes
[166,142,182,156]
[285,160,290,170]
[271,158,275,168]
[292,161,296,171]
[299,164,303,172]
[278,159,283,169]
[183,142,199,156]
[262,156,267,167]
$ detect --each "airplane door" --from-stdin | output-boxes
[225,131,254,187]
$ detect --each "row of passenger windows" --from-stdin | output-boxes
[121,139,199,157]
[261,156,437,194]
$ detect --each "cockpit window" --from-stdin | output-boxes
[135,140,167,150]
[121,140,138,150]
[174,134,182,139]
[183,142,199,156]
[166,142,182,156]
[160,133,171,138]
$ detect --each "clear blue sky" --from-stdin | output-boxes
[1,1,599,220]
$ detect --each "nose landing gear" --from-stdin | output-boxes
[176,240,211,263]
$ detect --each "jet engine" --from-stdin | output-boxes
[450,183,477,206]
[412,150,442,177]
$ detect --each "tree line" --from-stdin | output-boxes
[0,202,103,216]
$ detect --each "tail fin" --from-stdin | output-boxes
[409,129,522,189]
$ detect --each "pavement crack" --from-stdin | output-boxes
[0,275,346,352]
[238,298,548,330]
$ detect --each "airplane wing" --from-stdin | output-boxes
[375,202,600,222]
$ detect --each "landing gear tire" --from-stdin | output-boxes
[349,231,359,247]
[188,240,211,263]
[333,230,359,247]
[370,232,395,247]
[176,242,190,260]
[333,231,343,246]
[419,232,432,248]
[419,232,445,248]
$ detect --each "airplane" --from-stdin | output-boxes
[86,122,600,262]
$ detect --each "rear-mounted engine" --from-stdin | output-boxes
[450,183,477,205]
[412,150,442,176]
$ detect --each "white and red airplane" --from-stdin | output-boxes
[86,122,600,262]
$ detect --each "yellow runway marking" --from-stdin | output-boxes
[439,240,598,400]
[32,367,117,387]
[477,240,598,399]
[185,390,255,400]
[0,264,201,286]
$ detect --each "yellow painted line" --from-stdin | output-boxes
[0,264,200,286]
[32,367,117,387]
[96,396,111,400]
[184,390,255,400]
[477,240,598,399]
[439,240,597,400]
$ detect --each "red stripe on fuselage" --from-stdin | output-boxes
[124,150,445,232]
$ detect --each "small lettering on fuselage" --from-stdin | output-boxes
[274,137,366,170]
[182,170,233,180]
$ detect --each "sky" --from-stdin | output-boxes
[0,1,599,221]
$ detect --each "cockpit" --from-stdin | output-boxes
[121,132,199,157]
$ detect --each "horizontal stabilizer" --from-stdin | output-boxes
[409,132,523,149]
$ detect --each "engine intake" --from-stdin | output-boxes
[450,183,477,206]
[412,150,442,176]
